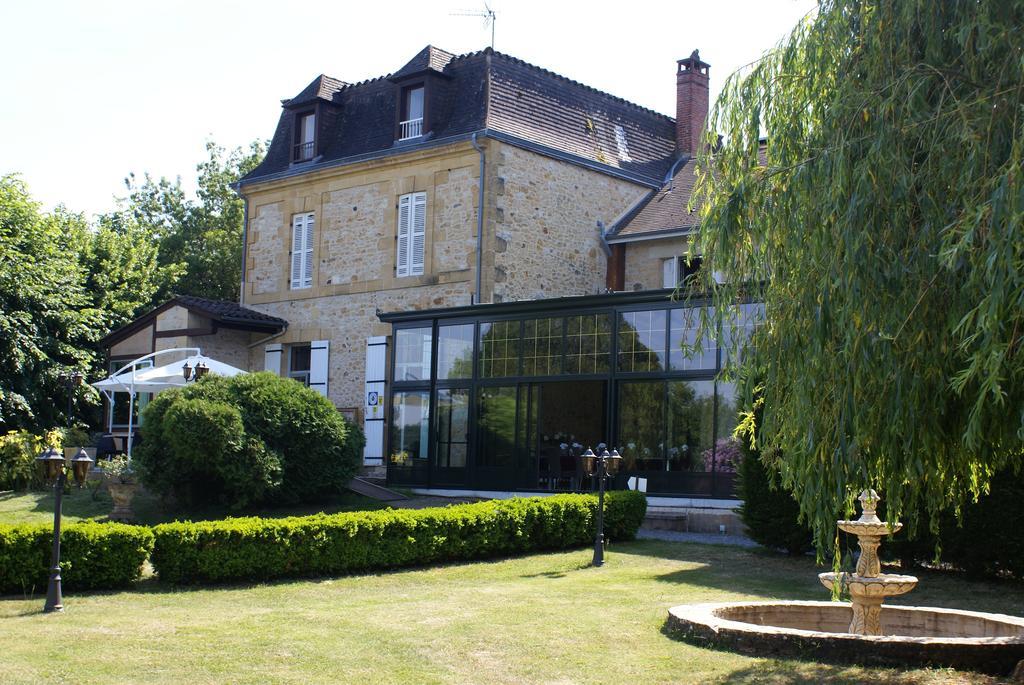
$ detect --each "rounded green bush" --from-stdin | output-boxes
[135,372,363,509]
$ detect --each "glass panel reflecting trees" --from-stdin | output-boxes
[476,386,518,468]
[479,321,521,377]
[565,313,611,374]
[395,327,432,381]
[669,308,717,371]
[390,391,429,483]
[522,317,563,376]
[667,380,715,471]
[618,310,667,372]
[435,388,469,469]
[617,381,664,470]
[438,324,474,379]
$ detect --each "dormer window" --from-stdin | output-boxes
[293,111,316,162]
[399,85,424,140]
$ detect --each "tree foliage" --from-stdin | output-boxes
[692,0,1024,547]
[122,140,264,302]
[0,176,179,432]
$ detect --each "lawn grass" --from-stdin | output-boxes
[1,539,1019,684]
[0,487,385,527]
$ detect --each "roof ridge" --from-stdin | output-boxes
[319,47,674,123]
[486,49,674,122]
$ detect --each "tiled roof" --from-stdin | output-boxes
[100,296,287,347]
[241,46,679,187]
[285,75,348,108]
[609,158,700,239]
[609,143,767,240]
[173,296,288,328]
[390,45,456,80]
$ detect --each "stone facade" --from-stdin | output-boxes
[247,284,472,412]
[242,140,481,306]
[623,236,691,291]
[492,143,647,302]
[233,138,664,463]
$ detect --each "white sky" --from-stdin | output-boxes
[0,0,812,218]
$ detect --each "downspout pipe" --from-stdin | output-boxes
[471,131,486,305]
[231,181,249,305]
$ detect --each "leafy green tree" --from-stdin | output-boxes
[123,140,265,302]
[0,176,98,431]
[83,212,183,333]
[693,0,1024,547]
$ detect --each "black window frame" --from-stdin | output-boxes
[384,291,759,498]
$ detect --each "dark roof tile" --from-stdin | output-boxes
[390,45,456,80]
[242,46,678,187]
[173,296,288,327]
[610,159,700,238]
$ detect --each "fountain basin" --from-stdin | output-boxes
[837,520,901,537]
[818,572,918,598]
[666,601,1024,675]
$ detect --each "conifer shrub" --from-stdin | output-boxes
[736,437,814,556]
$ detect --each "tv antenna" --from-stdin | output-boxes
[451,3,497,49]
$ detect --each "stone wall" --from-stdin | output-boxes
[248,283,472,411]
[491,143,648,302]
[248,202,285,296]
[189,328,251,371]
[110,326,153,358]
[241,140,480,307]
[623,236,690,291]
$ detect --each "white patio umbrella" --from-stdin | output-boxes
[92,349,247,457]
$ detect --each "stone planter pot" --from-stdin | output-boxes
[107,482,138,521]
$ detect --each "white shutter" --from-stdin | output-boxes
[303,214,315,288]
[363,336,387,465]
[662,257,679,288]
[264,344,283,375]
[290,213,314,289]
[309,339,329,397]
[396,195,411,277]
[290,216,304,289]
[411,192,426,276]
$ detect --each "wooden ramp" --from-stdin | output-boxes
[347,477,408,502]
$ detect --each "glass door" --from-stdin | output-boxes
[434,388,470,486]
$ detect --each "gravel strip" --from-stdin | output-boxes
[637,528,759,548]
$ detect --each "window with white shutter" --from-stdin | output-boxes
[290,213,315,289]
[662,257,679,289]
[396,192,426,277]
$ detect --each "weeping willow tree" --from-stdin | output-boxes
[692,0,1024,548]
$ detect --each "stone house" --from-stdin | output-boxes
[103,46,753,518]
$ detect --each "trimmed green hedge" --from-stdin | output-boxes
[0,522,154,595]
[152,491,647,584]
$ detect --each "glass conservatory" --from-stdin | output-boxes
[378,290,762,499]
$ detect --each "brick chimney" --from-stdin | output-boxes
[676,50,710,157]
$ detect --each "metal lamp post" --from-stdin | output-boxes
[36,372,92,613]
[36,447,93,613]
[182,361,209,382]
[580,447,622,567]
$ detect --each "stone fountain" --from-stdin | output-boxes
[817,489,918,635]
[665,489,1024,675]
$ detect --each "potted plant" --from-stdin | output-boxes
[99,456,138,521]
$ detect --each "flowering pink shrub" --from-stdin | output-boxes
[702,437,743,473]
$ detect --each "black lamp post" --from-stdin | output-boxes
[182,361,209,382]
[580,446,622,567]
[36,372,92,613]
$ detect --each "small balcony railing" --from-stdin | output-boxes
[399,118,423,140]
[293,141,315,162]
